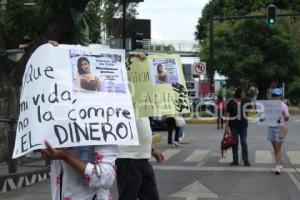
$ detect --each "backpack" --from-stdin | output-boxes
[220,130,237,157]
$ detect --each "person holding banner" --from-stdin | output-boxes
[43,40,118,200]
[42,142,118,200]
[268,88,289,175]
[76,56,101,92]
[116,51,164,200]
[116,117,164,200]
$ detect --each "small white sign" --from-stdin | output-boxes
[256,100,283,126]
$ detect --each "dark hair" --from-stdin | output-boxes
[234,88,244,98]
[157,64,163,72]
[77,57,90,75]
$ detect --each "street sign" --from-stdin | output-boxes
[192,62,206,75]
[186,81,199,99]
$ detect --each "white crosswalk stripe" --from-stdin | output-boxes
[219,150,232,163]
[255,151,273,164]
[286,151,300,164]
[162,149,182,161]
[150,148,300,165]
[184,150,210,163]
[151,148,182,162]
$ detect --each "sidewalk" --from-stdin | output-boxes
[0,133,163,194]
[0,153,50,193]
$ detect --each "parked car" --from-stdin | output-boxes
[199,97,215,112]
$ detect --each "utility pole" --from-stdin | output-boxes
[208,4,214,93]
[122,0,127,49]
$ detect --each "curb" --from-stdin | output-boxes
[0,167,50,193]
[152,134,162,143]
[185,119,217,124]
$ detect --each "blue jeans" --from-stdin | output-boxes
[178,126,184,138]
[230,127,249,163]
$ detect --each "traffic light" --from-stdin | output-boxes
[131,32,144,50]
[267,4,277,25]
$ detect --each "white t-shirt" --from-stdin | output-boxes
[118,117,152,159]
[50,145,118,200]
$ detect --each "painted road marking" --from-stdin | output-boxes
[287,172,300,192]
[153,165,299,173]
[151,148,181,162]
[184,150,210,163]
[286,151,300,164]
[169,181,218,199]
[255,151,273,164]
[219,150,232,163]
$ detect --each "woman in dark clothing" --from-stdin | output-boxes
[224,88,252,166]
[166,116,180,147]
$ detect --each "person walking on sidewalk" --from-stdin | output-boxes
[268,88,289,175]
[166,115,180,147]
[216,94,225,129]
[224,88,252,166]
[116,117,164,200]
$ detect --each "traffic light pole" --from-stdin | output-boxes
[208,11,300,93]
[122,0,127,50]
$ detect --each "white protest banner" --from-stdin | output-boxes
[256,100,283,126]
[13,44,138,158]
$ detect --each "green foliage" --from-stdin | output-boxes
[1,0,139,47]
[195,1,300,99]
[210,19,300,98]
[195,0,300,41]
[287,77,300,100]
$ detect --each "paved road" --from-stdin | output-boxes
[2,115,300,200]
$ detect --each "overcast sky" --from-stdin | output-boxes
[136,0,210,41]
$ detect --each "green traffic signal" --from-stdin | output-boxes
[267,4,277,25]
[269,18,275,24]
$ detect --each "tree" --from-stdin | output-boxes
[208,19,300,99]
[195,0,300,41]
[195,0,300,99]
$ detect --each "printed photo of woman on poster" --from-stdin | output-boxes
[156,64,168,84]
[76,57,101,92]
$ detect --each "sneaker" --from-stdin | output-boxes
[230,161,239,166]
[173,141,180,147]
[272,166,281,175]
[168,144,174,147]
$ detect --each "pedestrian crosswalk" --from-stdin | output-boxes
[286,151,300,164]
[184,150,210,163]
[152,148,300,166]
[255,151,273,164]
